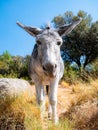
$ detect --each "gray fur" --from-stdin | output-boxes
[29,28,64,82]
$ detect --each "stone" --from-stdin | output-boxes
[0,78,32,99]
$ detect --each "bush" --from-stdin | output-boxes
[62,58,98,84]
[62,62,79,84]
[0,52,31,80]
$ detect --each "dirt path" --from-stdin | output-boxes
[57,86,73,115]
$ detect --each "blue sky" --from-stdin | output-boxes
[0,0,98,56]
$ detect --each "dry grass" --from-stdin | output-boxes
[59,79,98,130]
[0,92,42,130]
[60,100,98,130]
[61,81,70,88]
[0,90,73,130]
[72,101,98,130]
[59,79,98,108]
[0,79,98,130]
[70,82,98,106]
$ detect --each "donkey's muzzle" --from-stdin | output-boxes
[43,63,57,77]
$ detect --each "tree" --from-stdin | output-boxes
[8,56,23,77]
[0,51,30,79]
[52,15,65,28]
[83,21,98,67]
[52,11,74,27]
[52,10,98,69]
[0,51,12,75]
[19,55,31,78]
[0,50,12,62]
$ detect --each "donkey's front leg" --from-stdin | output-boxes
[35,82,45,116]
[49,78,59,124]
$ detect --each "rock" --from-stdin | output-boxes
[0,78,32,99]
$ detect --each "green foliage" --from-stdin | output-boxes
[52,10,98,68]
[52,11,74,27]
[62,62,79,84]
[62,57,98,84]
[52,15,65,27]
[0,50,12,62]
[0,51,30,80]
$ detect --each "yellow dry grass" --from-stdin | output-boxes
[0,91,42,130]
[59,79,98,130]
[60,81,70,88]
[0,79,98,130]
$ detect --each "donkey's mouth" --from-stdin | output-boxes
[43,70,56,78]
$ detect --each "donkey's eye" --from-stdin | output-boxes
[57,41,61,46]
[37,40,41,45]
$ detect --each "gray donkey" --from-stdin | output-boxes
[17,18,82,123]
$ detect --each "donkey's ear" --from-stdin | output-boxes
[57,18,82,36]
[16,21,42,37]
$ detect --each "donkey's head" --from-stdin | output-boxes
[17,18,82,77]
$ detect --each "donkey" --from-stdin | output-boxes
[17,18,82,123]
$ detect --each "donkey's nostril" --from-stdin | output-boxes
[43,64,57,72]
[54,64,57,69]
[43,66,47,71]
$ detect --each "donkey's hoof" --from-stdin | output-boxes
[52,117,59,125]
